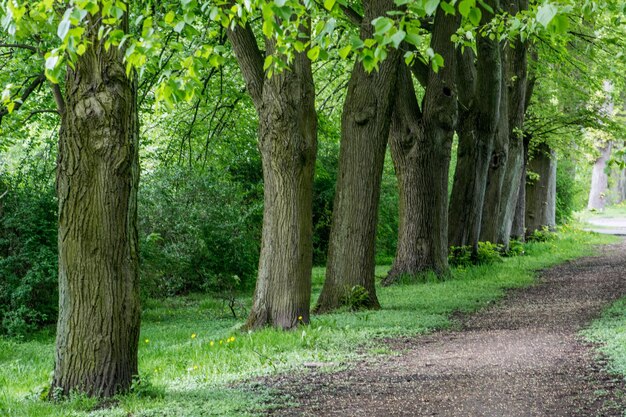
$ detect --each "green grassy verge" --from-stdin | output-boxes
[0,228,616,417]
[582,298,626,380]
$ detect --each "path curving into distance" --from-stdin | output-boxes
[263,238,626,416]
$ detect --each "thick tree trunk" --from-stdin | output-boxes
[480,54,509,243]
[315,0,399,312]
[51,24,140,397]
[587,141,612,210]
[525,143,557,234]
[448,0,502,251]
[384,7,459,283]
[228,27,316,329]
[511,135,530,239]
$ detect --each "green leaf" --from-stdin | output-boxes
[440,1,455,15]
[536,4,558,28]
[372,17,393,36]
[468,6,481,25]
[433,53,444,68]
[324,0,336,11]
[338,45,352,59]
[57,8,71,40]
[165,11,176,25]
[404,31,421,47]
[458,0,473,17]
[424,0,439,15]
[263,55,273,70]
[174,21,185,33]
[390,30,406,48]
[549,13,569,33]
[307,45,320,61]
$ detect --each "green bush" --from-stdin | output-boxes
[556,158,585,224]
[0,179,58,337]
[138,167,262,298]
[448,241,504,267]
[526,226,556,243]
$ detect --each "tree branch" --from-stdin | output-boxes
[0,43,38,52]
[49,82,66,115]
[0,73,46,124]
[227,23,265,109]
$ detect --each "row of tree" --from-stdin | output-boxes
[0,0,624,400]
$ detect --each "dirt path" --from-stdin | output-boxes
[262,239,626,416]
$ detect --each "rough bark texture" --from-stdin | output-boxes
[448,0,502,251]
[228,25,316,329]
[315,0,399,312]
[525,143,557,234]
[480,51,509,243]
[384,7,459,283]
[511,135,530,239]
[51,17,140,398]
[587,141,612,210]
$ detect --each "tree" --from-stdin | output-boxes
[1,0,144,398]
[480,0,530,247]
[384,5,460,283]
[448,0,502,253]
[525,142,556,233]
[314,0,400,312]
[50,10,141,399]
[227,21,317,329]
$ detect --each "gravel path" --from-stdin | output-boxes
[262,239,626,416]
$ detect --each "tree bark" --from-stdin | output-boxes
[315,0,399,312]
[51,15,140,398]
[384,6,459,283]
[448,0,502,251]
[228,25,316,329]
[525,142,557,234]
[587,141,612,210]
[511,134,530,239]
[480,50,509,243]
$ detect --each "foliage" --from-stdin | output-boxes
[556,157,586,224]
[138,167,262,298]
[0,176,57,337]
[341,285,371,311]
[0,228,614,416]
[526,226,557,243]
[448,241,504,267]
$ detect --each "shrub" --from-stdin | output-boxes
[526,226,556,243]
[0,179,58,337]
[448,241,504,267]
[138,167,262,298]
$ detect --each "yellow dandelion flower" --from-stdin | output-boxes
[229,336,236,342]
[144,339,150,344]
[298,316,303,321]
[191,333,197,339]
[219,340,223,345]
[193,365,198,370]
[210,340,214,346]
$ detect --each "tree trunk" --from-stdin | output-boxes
[228,26,316,329]
[511,135,530,239]
[448,0,502,251]
[315,0,399,312]
[587,141,612,210]
[480,51,509,243]
[384,7,459,283]
[51,20,140,397]
[525,142,557,234]
[493,1,529,247]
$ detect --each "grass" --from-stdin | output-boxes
[583,298,626,377]
[0,227,616,417]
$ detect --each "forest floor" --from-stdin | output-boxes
[262,238,626,416]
